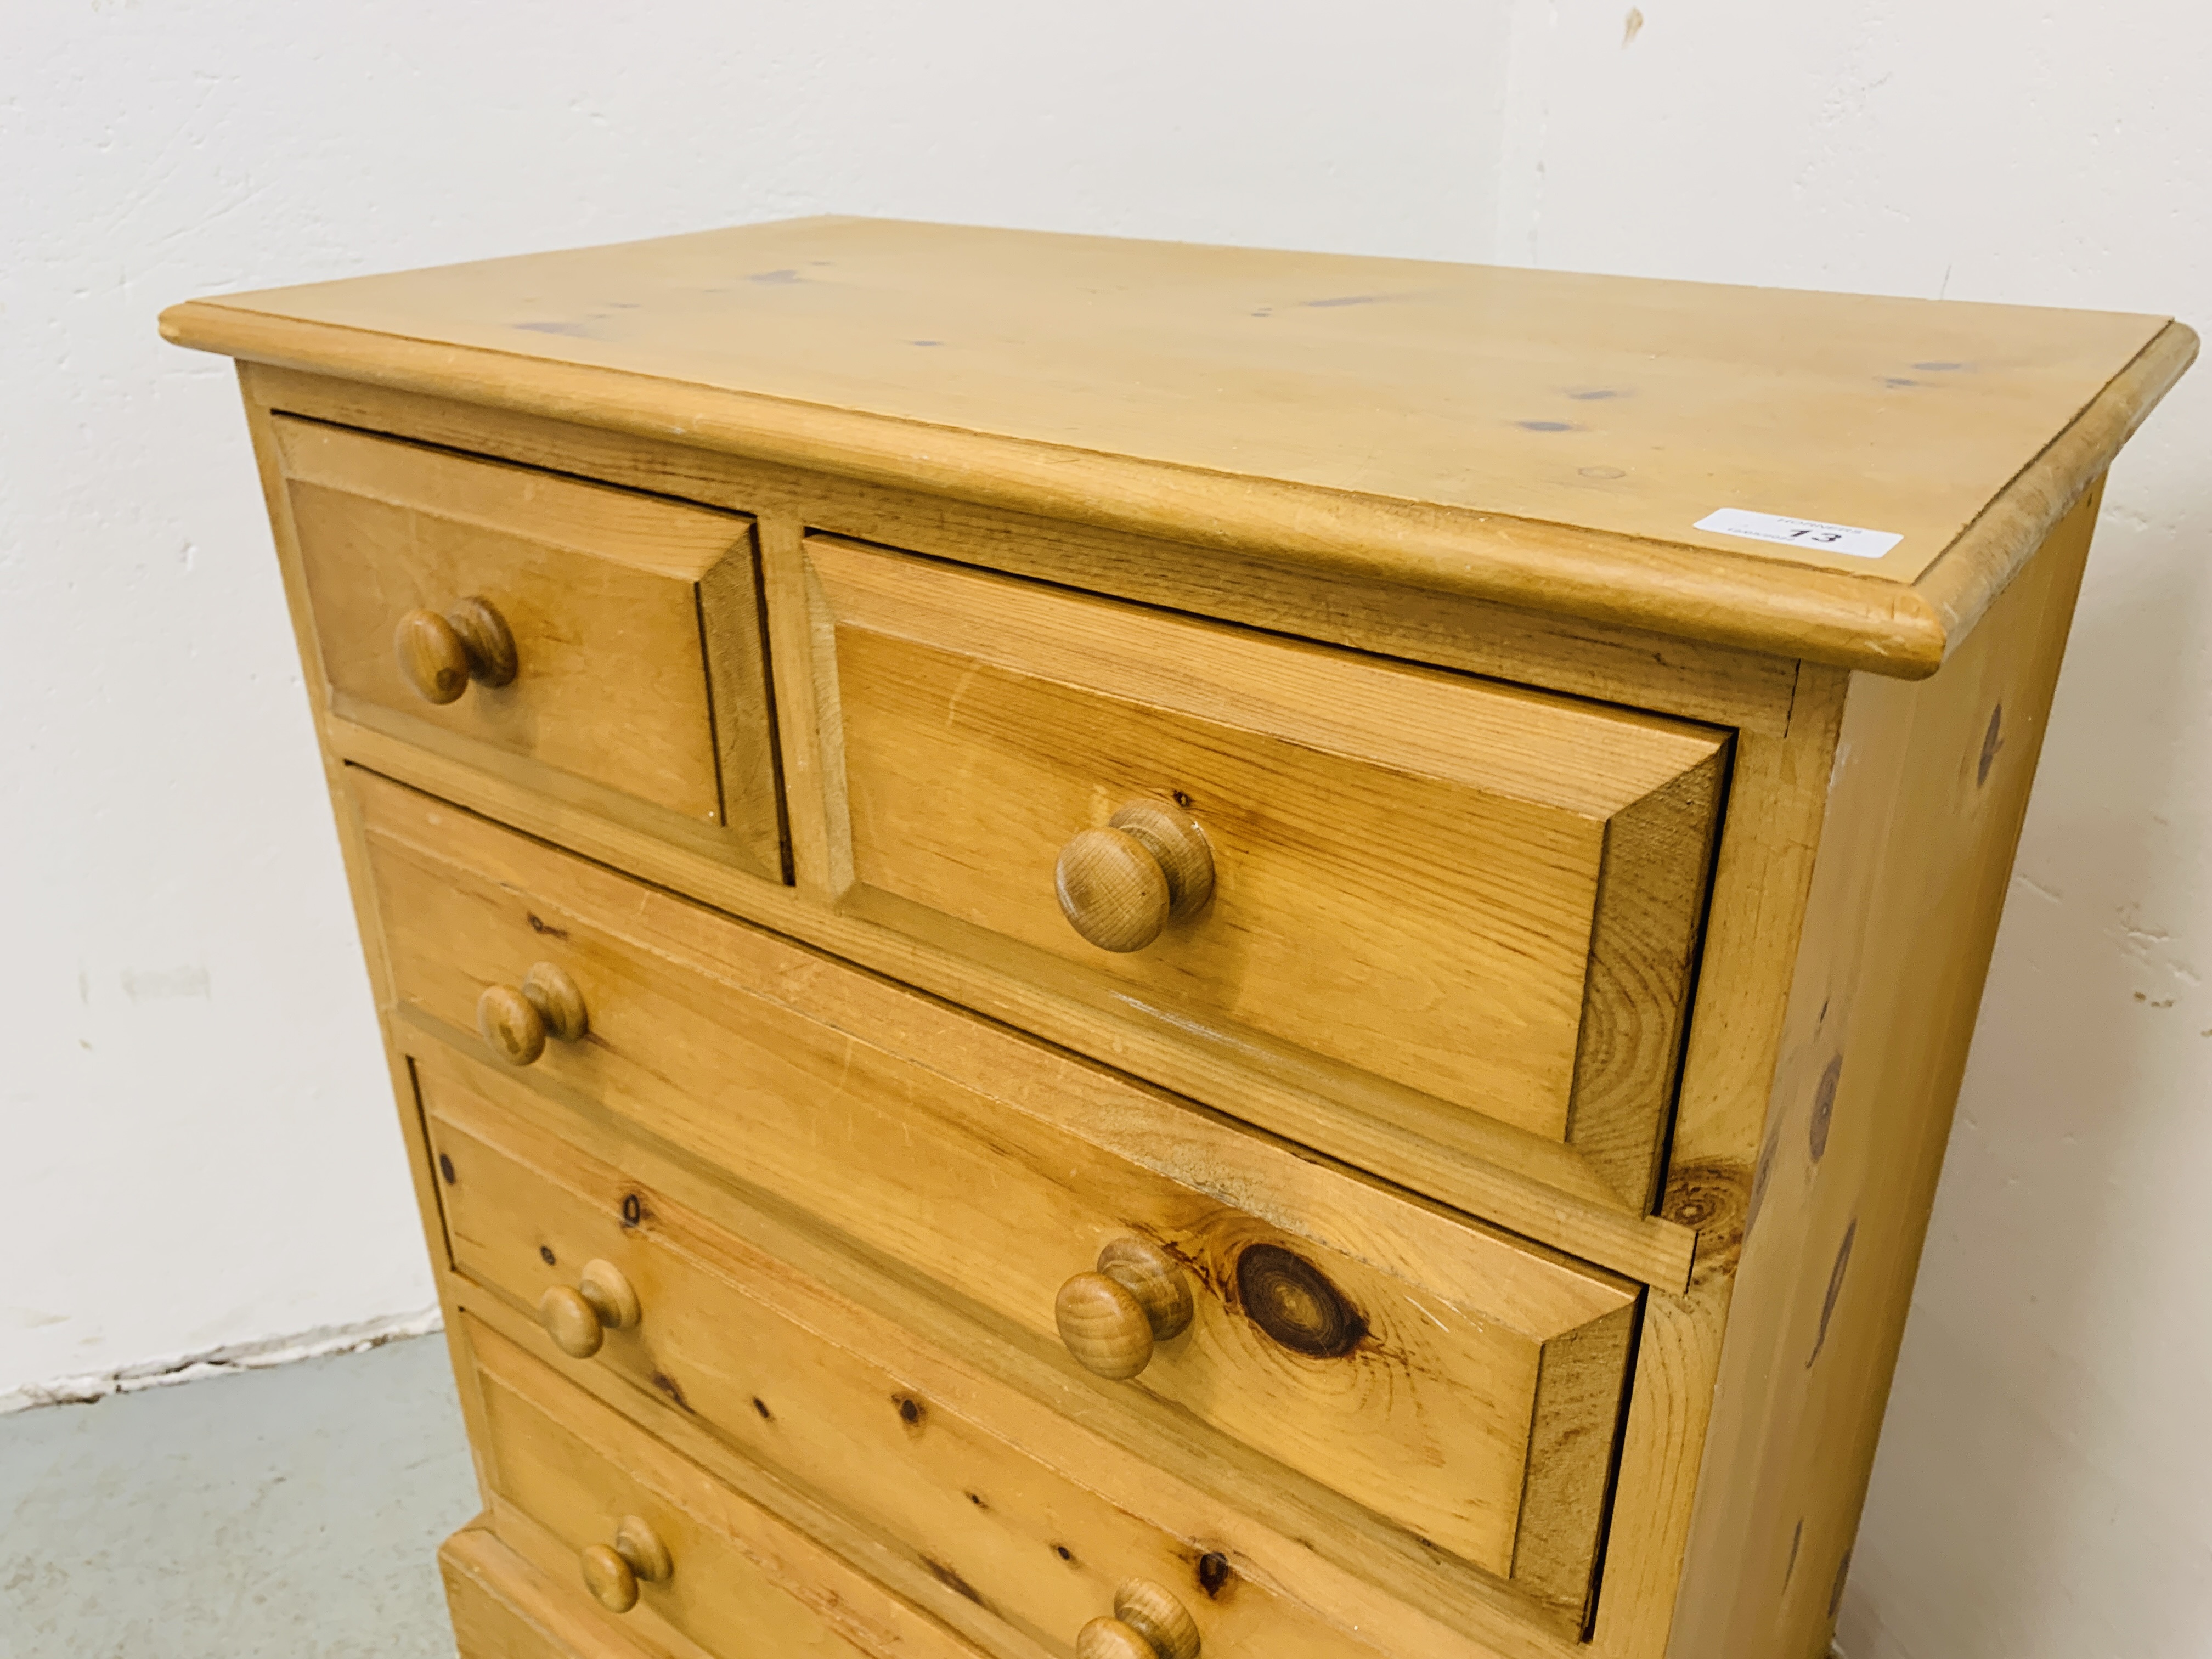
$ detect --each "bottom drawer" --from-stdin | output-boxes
[443,1522,652,1659]
[470,1315,985,1659]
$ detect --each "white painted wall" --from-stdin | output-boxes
[1494,4,2212,1656]
[1,4,1510,1401]
[7,3,2207,1654]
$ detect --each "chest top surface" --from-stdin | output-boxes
[162,216,2193,676]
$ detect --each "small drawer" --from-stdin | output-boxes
[435,1083,1381,1659]
[469,1313,980,1659]
[798,537,1728,1211]
[363,770,1638,1629]
[272,415,783,879]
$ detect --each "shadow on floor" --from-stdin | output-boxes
[1,1333,476,1658]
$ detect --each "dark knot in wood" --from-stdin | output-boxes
[1235,1244,1365,1358]
[1663,1158,1752,1282]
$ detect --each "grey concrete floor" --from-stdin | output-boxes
[0,1334,477,1658]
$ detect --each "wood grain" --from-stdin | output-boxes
[271,415,784,878]
[1111,1580,1202,1659]
[1096,1238,1196,1342]
[442,1522,659,1659]
[539,1284,608,1361]
[226,362,1742,1295]
[435,1085,1389,1658]
[1053,1273,1158,1382]
[1076,1621,1158,1659]
[364,778,1639,1602]
[807,535,1726,1210]
[442,1048,1615,1659]
[179,234,2166,1659]
[475,964,589,1067]
[1577,668,1855,1659]
[160,217,2193,673]
[447,595,522,687]
[327,710,1697,1288]
[238,363,1809,737]
[578,1542,640,1615]
[477,983,548,1067]
[1664,489,2103,1658]
[395,606,473,703]
[1052,797,1216,955]
[471,1317,979,1659]
[1052,827,1172,953]
[539,1259,642,1358]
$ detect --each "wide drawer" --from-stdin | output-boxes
[271,415,783,879]
[798,536,1728,1210]
[360,769,1639,1626]
[435,1074,1384,1658]
[470,1313,983,1659]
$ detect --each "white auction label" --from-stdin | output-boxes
[1695,507,1901,560]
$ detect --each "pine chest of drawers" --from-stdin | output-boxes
[162,219,2192,1659]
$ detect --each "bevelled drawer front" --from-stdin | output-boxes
[272,415,783,880]
[360,768,1639,1629]
[799,535,1729,1212]
[469,1315,979,1659]
[433,1071,1384,1659]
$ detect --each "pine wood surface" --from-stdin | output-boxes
[230,363,1794,1291]
[433,1074,1402,1656]
[323,704,1699,1289]
[435,1057,1570,1659]
[443,1523,661,1659]
[239,364,1809,737]
[804,534,1726,1210]
[225,340,1681,1659]
[272,415,783,877]
[254,375,2066,1656]
[1664,489,2100,1657]
[471,1315,981,1659]
[1083,1582,1203,1659]
[358,768,1640,1610]
[160,218,2195,674]
[1572,667,1855,1659]
[170,234,2176,1659]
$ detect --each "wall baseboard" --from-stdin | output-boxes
[0,1306,444,1417]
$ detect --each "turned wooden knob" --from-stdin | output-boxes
[579,1515,671,1612]
[539,1259,641,1359]
[1077,1580,1201,1659]
[1054,800,1212,953]
[394,596,517,704]
[476,962,588,1066]
[395,609,469,704]
[1055,1238,1194,1381]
